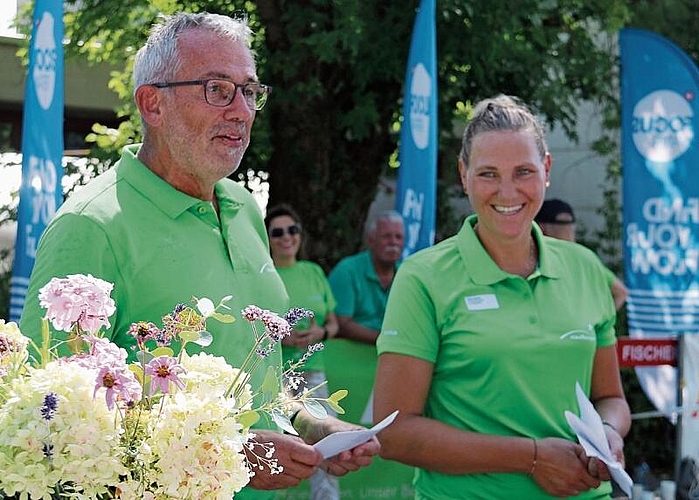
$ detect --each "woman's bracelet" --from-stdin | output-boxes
[602,420,618,433]
[529,438,538,476]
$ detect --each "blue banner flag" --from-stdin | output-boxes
[620,28,699,417]
[9,0,64,322]
[395,0,437,259]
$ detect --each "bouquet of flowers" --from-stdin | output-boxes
[0,274,346,500]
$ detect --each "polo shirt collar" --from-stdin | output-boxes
[457,214,562,284]
[360,249,400,284]
[118,144,245,218]
[360,250,380,281]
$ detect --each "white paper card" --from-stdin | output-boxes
[314,410,399,459]
[464,294,499,311]
[564,382,633,497]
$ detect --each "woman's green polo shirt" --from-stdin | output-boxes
[378,215,617,500]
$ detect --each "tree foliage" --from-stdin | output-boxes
[53,0,630,269]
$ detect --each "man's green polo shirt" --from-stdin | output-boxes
[22,142,288,390]
[20,144,288,500]
[378,215,617,500]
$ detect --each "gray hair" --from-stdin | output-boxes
[458,95,548,166]
[133,12,253,89]
[365,209,404,237]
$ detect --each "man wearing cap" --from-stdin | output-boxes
[536,199,628,310]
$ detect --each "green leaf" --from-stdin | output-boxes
[151,346,174,358]
[261,366,278,397]
[237,410,260,429]
[328,389,348,403]
[210,312,235,324]
[128,364,144,384]
[325,399,345,415]
[272,409,298,435]
[136,350,154,364]
[192,331,213,347]
[303,399,328,420]
[179,330,199,343]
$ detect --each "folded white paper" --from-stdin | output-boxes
[564,382,633,497]
[314,410,399,459]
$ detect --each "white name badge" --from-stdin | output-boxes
[464,294,499,311]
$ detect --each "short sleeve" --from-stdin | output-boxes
[592,256,618,348]
[20,213,121,348]
[377,259,440,363]
[328,260,355,317]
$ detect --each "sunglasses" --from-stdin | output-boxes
[269,224,301,238]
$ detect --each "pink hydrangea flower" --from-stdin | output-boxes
[65,336,125,371]
[145,357,186,396]
[38,274,116,333]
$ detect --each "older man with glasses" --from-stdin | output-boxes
[20,11,378,500]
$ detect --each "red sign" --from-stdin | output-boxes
[616,337,677,367]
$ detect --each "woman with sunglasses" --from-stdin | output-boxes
[264,203,340,500]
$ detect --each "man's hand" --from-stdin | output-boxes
[322,436,380,476]
[246,430,323,490]
[294,413,380,476]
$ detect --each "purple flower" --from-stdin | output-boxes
[242,305,263,322]
[145,356,186,396]
[284,307,314,327]
[160,305,204,342]
[40,392,58,420]
[298,343,325,364]
[127,321,161,347]
[42,442,54,459]
[260,311,292,342]
[94,366,142,410]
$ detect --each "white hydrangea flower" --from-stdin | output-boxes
[180,352,254,409]
[132,390,252,499]
[0,361,125,499]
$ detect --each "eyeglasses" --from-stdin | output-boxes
[269,224,301,238]
[152,79,271,110]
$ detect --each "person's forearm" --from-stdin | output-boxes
[594,396,631,437]
[378,414,535,475]
[335,316,379,344]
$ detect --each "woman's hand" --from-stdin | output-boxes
[585,423,625,481]
[531,438,601,498]
[283,318,325,349]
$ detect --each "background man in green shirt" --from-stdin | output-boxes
[327,209,405,425]
[20,11,378,499]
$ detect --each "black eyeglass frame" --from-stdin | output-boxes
[269,224,301,238]
[151,79,272,110]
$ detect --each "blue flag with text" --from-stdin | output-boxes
[620,28,699,418]
[395,0,437,259]
[10,0,64,321]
